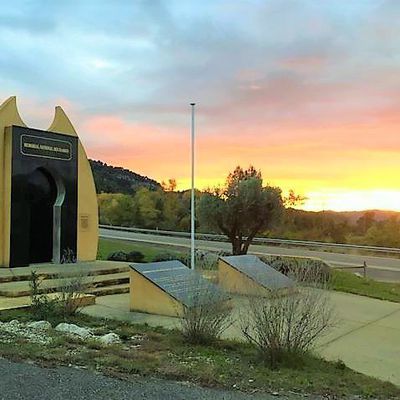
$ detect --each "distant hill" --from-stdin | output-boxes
[289,208,400,225]
[306,210,400,224]
[89,160,161,194]
[323,210,400,224]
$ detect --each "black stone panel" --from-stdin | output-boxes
[9,125,78,267]
[130,261,228,307]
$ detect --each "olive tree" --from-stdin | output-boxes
[198,166,284,255]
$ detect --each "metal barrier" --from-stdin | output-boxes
[99,225,400,256]
[333,261,368,278]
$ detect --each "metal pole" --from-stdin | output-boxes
[190,103,196,269]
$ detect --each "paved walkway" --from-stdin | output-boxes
[82,291,400,386]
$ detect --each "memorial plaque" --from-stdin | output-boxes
[220,255,293,290]
[130,260,226,307]
[20,134,72,160]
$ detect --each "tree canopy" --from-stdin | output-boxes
[198,166,284,254]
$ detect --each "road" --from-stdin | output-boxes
[0,358,296,400]
[100,228,400,282]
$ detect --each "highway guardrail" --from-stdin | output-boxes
[99,224,400,255]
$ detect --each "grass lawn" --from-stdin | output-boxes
[0,309,399,399]
[332,269,400,303]
[97,238,185,262]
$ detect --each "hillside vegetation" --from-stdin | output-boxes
[90,159,161,194]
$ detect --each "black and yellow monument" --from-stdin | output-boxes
[0,96,98,267]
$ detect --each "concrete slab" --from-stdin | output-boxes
[327,290,400,324]
[81,290,400,386]
[320,312,400,385]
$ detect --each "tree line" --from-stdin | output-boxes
[98,166,400,252]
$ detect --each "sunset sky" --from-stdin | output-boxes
[1,1,399,211]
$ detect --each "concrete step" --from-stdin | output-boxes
[0,293,96,312]
[0,261,130,284]
[87,283,130,296]
[0,272,129,298]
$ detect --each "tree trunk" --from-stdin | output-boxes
[240,241,250,254]
[231,237,243,255]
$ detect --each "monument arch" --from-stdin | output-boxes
[0,96,98,267]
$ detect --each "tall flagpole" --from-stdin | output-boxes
[190,103,196,270]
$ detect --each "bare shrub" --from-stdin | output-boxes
[29,270,91,319]
[179,276,233,344]
[29,271,57,320]
[56,271,92,317]
[240,270,335,368]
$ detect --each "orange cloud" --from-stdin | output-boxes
[77,112,400,212]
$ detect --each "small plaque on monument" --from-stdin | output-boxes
[20,134,72,161]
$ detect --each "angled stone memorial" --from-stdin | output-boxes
[0,96,98,267]
[129,260,229,317]
[218,255,294,296]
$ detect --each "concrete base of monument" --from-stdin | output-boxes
[0,260,131,310]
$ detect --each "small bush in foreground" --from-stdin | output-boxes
[241,270,335,368]
[179,277,233,345]
[29,270,90,320]
[56,272,90,317]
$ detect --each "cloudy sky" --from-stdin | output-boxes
[1,0,399,211]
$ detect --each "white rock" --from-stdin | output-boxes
[0,320,51,345]
[27,321,52,331]
[55,323,92,339]
[98,332,121,345]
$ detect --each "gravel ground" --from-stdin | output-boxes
[0,358,302,400]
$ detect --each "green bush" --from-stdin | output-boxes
[107,251,128,261]
[126,251,145,262]
[107,250,145,262]
[151,252,177,262]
